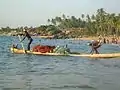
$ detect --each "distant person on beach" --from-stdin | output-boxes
[106,39,109,44]
[20,29,33,50]
[111,35,118,44]
[89,40,102,54]
[103,38,106,44]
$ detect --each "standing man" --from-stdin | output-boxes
[20,29,33,50]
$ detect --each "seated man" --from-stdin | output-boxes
[12,44,18,48]
[89,40,102,54]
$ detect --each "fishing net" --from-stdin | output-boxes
[53,46,71,54]
[32,45,71,54]
[32,45,55,53]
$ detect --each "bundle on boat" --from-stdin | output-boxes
[32,45,55,53]
[32,45,71,54]
[53,46,71,54]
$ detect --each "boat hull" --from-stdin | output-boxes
[10,48,120,58]
[10,48,66,56]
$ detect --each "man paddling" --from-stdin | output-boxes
[89,40,102,54]
[20,29,33,50]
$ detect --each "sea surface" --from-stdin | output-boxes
[0,36,120,90]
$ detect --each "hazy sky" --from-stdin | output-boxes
[0,0,120,28]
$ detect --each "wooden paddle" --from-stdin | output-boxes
[18,35,26,53]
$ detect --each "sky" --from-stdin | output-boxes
[0,0,120,28]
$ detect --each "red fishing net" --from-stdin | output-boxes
[32,45,55,53]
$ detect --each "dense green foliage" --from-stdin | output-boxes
[48,8,120,36]
[1,8,120,38]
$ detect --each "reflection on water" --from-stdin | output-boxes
[0,36,120,90]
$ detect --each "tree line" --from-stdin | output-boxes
[48,8,120,36]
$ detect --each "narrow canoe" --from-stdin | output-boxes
[10,47,120,58]
[10,47,66,56]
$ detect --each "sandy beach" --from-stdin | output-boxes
[70,36,120,44]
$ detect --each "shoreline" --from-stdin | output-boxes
[69,36,120,44]
[0,34,120,43]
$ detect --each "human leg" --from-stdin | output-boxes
[27,39,33,50]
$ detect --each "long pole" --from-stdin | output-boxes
[18,35,26,53]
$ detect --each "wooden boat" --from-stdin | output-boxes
[10,47,67,56]
[10,47,120,58]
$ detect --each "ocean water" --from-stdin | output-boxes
[0,36,120,90]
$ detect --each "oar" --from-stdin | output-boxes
[18,35,26,53]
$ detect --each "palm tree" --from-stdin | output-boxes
[81,14,85,20]
[91,15,95,21]
[51,19,56,25]
[47,19,51,23]
[62,14,66,20]
[86,14,91,22]
[96,8,107,35]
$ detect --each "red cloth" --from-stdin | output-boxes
[32,45,55,53]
